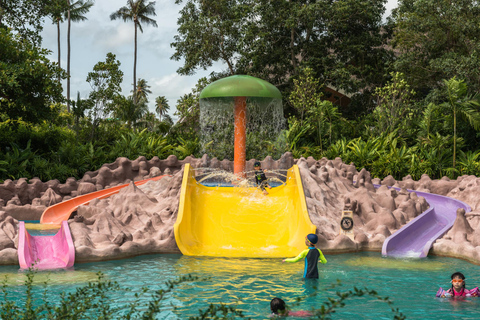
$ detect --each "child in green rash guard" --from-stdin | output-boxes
[282,234,327,279]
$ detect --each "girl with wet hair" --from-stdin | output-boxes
[269,297,312,317]
[448,272,466,294]
[270,297,287,316]
[436,272,479,297]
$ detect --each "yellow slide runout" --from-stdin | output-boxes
[174,164,316,258]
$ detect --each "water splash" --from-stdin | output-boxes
[195,168,255,188]
[194,167,287,188]
[199,97,286,160]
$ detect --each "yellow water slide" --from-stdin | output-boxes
[174,164,316,258]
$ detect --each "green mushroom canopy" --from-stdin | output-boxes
[198,75,284,162]
[199,75,282,99]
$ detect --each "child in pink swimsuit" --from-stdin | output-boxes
[270,297,312,317]
[436,272,480,298]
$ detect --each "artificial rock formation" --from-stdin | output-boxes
[297,157,427,253]
[0,211,19,264]
[70,177,178,261]
[0,153,480,264]
[375,173,480,264]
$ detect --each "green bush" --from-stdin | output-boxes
[109,129,173,161]
[0,270,406,320]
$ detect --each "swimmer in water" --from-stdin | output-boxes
[269,298,312,317]
[436,271,479,297]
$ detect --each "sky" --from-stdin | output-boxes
[40,0,399,121]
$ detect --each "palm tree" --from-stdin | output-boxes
[114,95,148,129]
[65,0,94,112]
[72,91,92,133]
[136,111,158,131]
[440,77,480,171]
[155,96,170,122]
[110,0,158,103]
[135,78,152,103]
[47,0,68,82]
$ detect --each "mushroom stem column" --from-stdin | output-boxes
[234,96,247,177]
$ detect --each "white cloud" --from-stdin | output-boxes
[153,72,198,94]
[149,72,208,117]
[385,0,398,17]
[92,24,133,50]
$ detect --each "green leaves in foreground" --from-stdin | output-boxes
[0,270,199,320]
[313,280,406,320]
[0,269,406,319]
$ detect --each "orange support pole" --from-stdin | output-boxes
[234,96,247,177]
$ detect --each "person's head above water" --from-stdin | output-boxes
[306,234,318,246]
[451,271,466,291]
[270,297,286,315]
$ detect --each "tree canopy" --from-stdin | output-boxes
[0,28,65,123]
[86,52,124,125]
[391,0,480,98]
[171,0,392,111]
[4,0,480,183]
[0,0,48,45]
[110,0,158,101]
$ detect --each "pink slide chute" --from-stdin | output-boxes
[40,175,167,225]
[18,221,75,270]
[19,174,168,269]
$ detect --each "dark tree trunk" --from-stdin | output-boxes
[67,0,71,112]
[57,19,61,82]
[133,22,138,104]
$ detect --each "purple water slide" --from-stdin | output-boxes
[381,186,471,258]
[18,221,75,269]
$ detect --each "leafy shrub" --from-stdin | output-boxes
[109,129,172,161]
[0,270,406,320]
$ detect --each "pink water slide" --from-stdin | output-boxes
[18,221,75,270]
[18,175,168,269]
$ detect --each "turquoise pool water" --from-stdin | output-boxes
[1,252,479,319]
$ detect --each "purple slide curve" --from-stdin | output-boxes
[381,186,471,258]
[18,221,75,270]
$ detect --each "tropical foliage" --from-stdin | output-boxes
[0,28,65,123]
[391,0,480,97]
[3,0,480,183]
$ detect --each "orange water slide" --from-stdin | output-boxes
[40,175,168,225]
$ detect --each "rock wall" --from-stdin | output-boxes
[297,157,427,253]
[0,153,479,265]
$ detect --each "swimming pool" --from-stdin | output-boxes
[1,252,479,319]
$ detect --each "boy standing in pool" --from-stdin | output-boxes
[282,234,327,279]
[253,161,272,195]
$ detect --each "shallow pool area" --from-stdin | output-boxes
[23,220,60,236]
[1,252,479,319]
